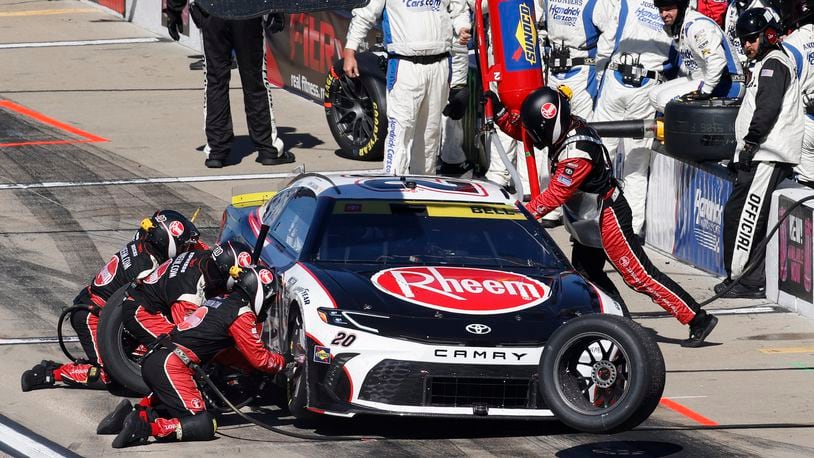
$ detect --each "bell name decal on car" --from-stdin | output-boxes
[371,266,551,315]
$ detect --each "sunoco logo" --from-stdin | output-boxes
[515,4,537,64]
[371,266,550,315]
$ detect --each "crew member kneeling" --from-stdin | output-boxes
[490,87,718,347]
[100,265,286,448]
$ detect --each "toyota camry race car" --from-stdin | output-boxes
[217,174,665,433]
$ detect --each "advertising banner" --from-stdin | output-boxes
[778,195,813,302]
[673,163,731,276]
[265,11,379,101]
[644,153,679,255]
[90,0,125,15]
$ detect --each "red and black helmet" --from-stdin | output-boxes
[519,87,571,149]
[211,240,253,289]
[141,210,200,261]
[234,266,278,321]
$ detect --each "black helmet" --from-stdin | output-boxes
[211,240,253,289]
[140,210,200,261]
[234,266,278,321]
[736,7,782,51]
[519,87,571,149]
[653,0,689,8]
[779,0,814,30]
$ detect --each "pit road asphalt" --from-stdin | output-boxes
[1,1,814,456]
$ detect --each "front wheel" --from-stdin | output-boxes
[285,309,315,420]
[539,315,665,433]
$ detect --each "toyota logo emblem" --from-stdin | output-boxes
[465,324,492,335]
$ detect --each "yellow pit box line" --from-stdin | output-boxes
[231,191,276,208]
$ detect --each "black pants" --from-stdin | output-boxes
[197,10,280,160]
[722,161,793,288]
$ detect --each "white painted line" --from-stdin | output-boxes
[0,169,381,190]
[0,421,70,458]
[0,336,78,345]
[0,37,160,49]
[712,306,777,315]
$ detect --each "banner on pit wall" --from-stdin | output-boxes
[778,195,814,302]
[265,11,379,101]
[644,153,679,255]
[673,163,731,276]
[91,0,125,15]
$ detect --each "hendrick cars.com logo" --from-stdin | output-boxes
[371,267,550,315]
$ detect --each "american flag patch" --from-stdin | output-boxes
[761,69,774,77]
[557,175,573,186]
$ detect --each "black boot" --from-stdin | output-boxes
[257,150,295,166]
[21,361,60,392]
[681,311,718,348]
[97,399,133,435]
[112,411,151,449]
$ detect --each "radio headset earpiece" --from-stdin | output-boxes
[764,26,779,45]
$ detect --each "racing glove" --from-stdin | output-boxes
[679,90,712,102]
[737,141,759,171]
[165,9,184,41]
[484,91,523,141]
[443,86,470,120]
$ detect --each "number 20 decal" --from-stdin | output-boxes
[330,332,356,347]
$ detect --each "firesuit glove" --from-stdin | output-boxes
[679,90,712,102]
[484,90,507,118]
[264,13,286,35]
[738,141,759,171]
[165,9,183,41]
[443,86,470,120]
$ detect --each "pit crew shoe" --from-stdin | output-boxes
[257,150,295,166]
[205,158,224,168]
[20,360,60,391]
[718,283,765,299]
[97,399,133,435]
[713,278,732,295]
[681,312,718,348]
[112,411,150,449]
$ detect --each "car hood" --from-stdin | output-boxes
[302,262,602,345]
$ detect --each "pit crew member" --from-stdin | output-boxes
[780,0,814,188]
[649,0,745,111]
[491,86,718,347]
[103,266,285,448]
[591,0,675,236]
[716,7,803,298]
[121,240,253,344]
[20,210,201,392]
[343,0,471,176]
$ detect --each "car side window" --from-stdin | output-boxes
[262,188,294,227]
[269,189,317,255]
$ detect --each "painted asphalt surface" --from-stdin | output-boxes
[1,1,813,456]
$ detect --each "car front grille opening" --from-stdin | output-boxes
[429,377,531,409]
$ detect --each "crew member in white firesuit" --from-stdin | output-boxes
[344,0,472,176]
[649,0,745,111]
[591,0,675,236]
[20,211,202,392]
[715,7,803,298]
[781,0,814,188]
[540,0,617,118]
[490,86,718,347]
[724,0,770,67]
[120,240,254,344]
[101,266,286,448]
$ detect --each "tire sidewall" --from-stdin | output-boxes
[97,284,150,395]
[539,314,664,433]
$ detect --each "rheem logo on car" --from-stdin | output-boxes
[372,267,551,315]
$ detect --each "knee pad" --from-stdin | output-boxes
[178,412,216,442]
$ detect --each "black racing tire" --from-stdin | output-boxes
[325,57,387,161]
[97,285,149,395]
[539,314,665,433]
[285,308,315,420]
[663,98,740,162]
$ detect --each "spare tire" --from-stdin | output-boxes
[325,53,387,161]
[97,285,149,395]
[664,98,740,162]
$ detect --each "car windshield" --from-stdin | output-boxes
[314,200,567,269]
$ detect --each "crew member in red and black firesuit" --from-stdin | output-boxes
[120,240,254,345]
[20,210,202,392]
[488,87,719,347]
[99,265,286,448]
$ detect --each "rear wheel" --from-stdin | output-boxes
[97,285,149,395]
[325,58,387,161]
[539,315,665,433]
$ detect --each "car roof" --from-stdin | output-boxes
[288,174,516,204]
